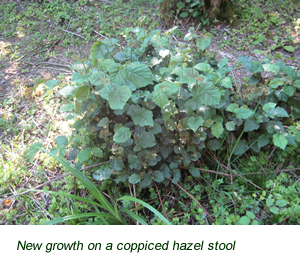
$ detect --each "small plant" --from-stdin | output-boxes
[30,145,172,225]
[50,27,299,192]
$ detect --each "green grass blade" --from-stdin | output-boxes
[43,213,117,225]
[120,208,148,225]
[29,189,105,210]
[118,196,172,225]
[32,146,118,217]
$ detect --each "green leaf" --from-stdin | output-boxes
[220,77,232,88]
[273,52,282,59]
[126,62,153,88]
[251,61,264,73]
[238,216,250,225]
[266,107,289,119]
[235,105,254,119]
[97,117,109,127]
[263,102,277,111]
[267,121,284,133]
[284,66,296,79]
[273,134,288,150]
[72,73,92,84]
[149,123,162,135]
[108,86,131,109]
[78,148,91,162]
[187,116,204,132]
[97,59,115,71]
[189,166,200,178]
[154,82,179,95]
[257,134,269,148]
[225,121,235,131]
[176,2,184,9]
[246,211,255,219]
[194,63,212,72]
[179,12,188,18]
[60,104,74,112]
[152,90,169,108]
[128,155,141,170]
[293,80,300,88]
[204,118,214,128]
[275,199,288,207]
[56,136,68,146]
[226,103,239,113]
[58,86,77,97]
[45,79,58,89]
[217,58,228,68]
[270,206,279,214]
[90,41,109,59]
[136,132,156,148]
[250,76,259,85]
[197,38,211,51]
[238,55,252,64]
[93,167,111,181]
[152,171,164,182]
[233,140,248,155]
[75,86,90,102]
[109,64,127,82]
[252,220,259,225]
[113,127,131,143]
[269,78,284,88]
[130,105,154,127]
[266,196,273,207]
[283,85,296,97]
[211,122,224,138]
[92,147,103,158]
[72,119,85,129]
[192,83,220,106]
[89,72,108,86]
[263,63,280,72]
[129,174,141,184]
[244,119,259,132]
[284,46,295,52]
[114,52,132,62]
[172,169,181,184]
[207,139,221,150]
[140,174,152,188]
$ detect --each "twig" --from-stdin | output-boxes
[93,29,109,40]
[228,156,237,216]
[35,66,71,73]
[60,28,87,41]
[154,182,168,219]
[50,55,72,65]
[132,184,139,225]
[26,61,70,68]
[99,0,114,4]
[0,161,109,204]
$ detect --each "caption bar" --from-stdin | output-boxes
[0,236,276,257]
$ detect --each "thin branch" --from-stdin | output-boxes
[154,182,168,219]
[60,28,87,41]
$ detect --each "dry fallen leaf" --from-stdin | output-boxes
[4,199,12,207]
